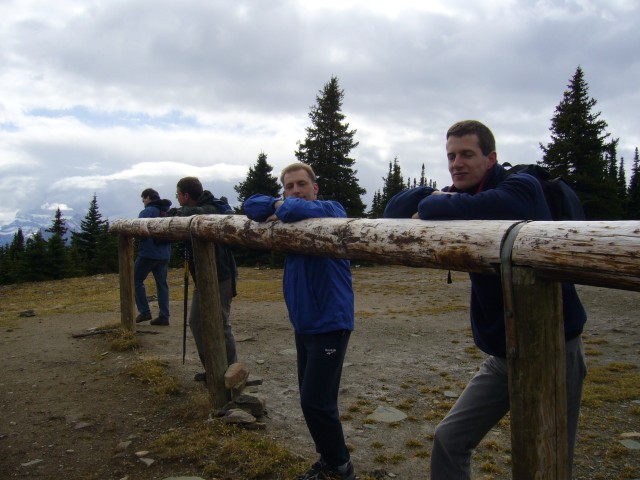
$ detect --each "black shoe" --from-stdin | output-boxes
[135,313,152,323]
[296,459,355,480]
[194,372,206,382]
[150,316,169,326]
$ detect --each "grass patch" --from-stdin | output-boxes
[109,329,141,351]
[128,357,182,398]
[150,421,305,479]
[582,362,640,407]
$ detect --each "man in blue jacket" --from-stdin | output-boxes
[384,120,587,479]
[244,163,356,480]
[135,188,172,326]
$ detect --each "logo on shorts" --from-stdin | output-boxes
[325,348,336,356]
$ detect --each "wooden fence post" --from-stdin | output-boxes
[118,235,135,332]
[503,265,568,479]
[191,237,231,409]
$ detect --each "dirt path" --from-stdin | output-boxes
[1,266,638,479]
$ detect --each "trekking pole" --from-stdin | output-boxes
[182,245,189,364]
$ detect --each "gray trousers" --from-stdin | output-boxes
[430,336,586,480]
[189,278,238,368]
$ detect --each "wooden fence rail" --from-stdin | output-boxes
[110,216,640,480]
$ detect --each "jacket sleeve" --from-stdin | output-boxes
[244,194,278,222]
[383,187,435,218]
[138,206,159,219]
[276,198,347,222]
[417,175,552,220]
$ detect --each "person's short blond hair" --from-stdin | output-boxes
[280,163,317,184]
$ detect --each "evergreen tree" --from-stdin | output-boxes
[71,194,107,275]
[21,232,49,282]
[295,76,366,216]
[368,157,406,218]
[46,207,68,242]
[96,220,119,274]
[4,228,26,283]
[0,245,10,284]
[46,233,73,279]
[617,156,627,206]
[234,152,281,213]
[540,66,618,219]
[627,147,640,219]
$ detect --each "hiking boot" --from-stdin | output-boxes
[135,313,152,323]
[296,459,355,480]
[150,316,169,326]
[194,372,206,383]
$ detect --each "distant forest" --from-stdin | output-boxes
[1,67,638,285]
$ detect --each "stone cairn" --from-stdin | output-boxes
[213,363,267,429]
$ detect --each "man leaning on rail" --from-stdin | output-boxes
[384,120,587,480]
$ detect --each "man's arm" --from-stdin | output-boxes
[276,197,346,222]
[244,194,280,222]
[417,175,551,220]
[383,186,436,219]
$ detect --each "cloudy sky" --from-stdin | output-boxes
[1,0,638,225]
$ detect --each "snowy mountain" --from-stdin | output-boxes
[0,211,82,246]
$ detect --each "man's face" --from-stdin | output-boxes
[175,190,189,207]
[282,169,318,201]
[142,196,151,206]
[446,134,497,191]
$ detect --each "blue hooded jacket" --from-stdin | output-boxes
[384,163,586,357]
[137,198,172,260]
[244,194,354,335]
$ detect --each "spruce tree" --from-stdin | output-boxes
[627,147,640,219]
[46,207,69,242]
[234,152,281,213]
[540,66,618,219]
[21,232,49,282]
[295,76,366,216]
[368,157,406,218]
[72,194,107,275]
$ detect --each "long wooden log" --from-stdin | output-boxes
[110,217,640,291]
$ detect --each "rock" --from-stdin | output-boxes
[366,406,407,423]
[21,459,43,467]
[19,309,36,317]
[620,432,640,439]
[224,362,249,390]
[139,457,155,467]
[246,376,263,387]
[74,422,93,430]
[444,390,459,398]
[234,393,267,417]
[135,450,150,457]
[620,439,640,450]
[116,440,132,451]
[162,477,206,480]
[223,408,256,425]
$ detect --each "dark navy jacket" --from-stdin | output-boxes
[244,194,355,335]
[384,163,586,357]
[137,198,172,260]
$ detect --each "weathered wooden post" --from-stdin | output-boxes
[117,235,136,332]
[502,223,568,479]
[191,237,231,409]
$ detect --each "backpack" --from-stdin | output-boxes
[502,164,586,220]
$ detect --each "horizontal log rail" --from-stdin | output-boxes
[110,216,640,291]
[110,215,640,480]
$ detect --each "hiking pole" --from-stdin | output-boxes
[182,245,189,364]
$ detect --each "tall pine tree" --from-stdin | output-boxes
[234,152,281,213]
[295,76,366,216]
[46,207,69,243]
[627,147,640,219]
[369,157,406,218]
[71,194,108,275]
[540,66,619,219]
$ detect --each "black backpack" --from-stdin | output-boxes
[502,164,585,220]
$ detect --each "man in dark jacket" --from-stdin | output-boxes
[244,163,356,480]
[384,120,587,479]
[134,188,172,326]
[168,176,238,381]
